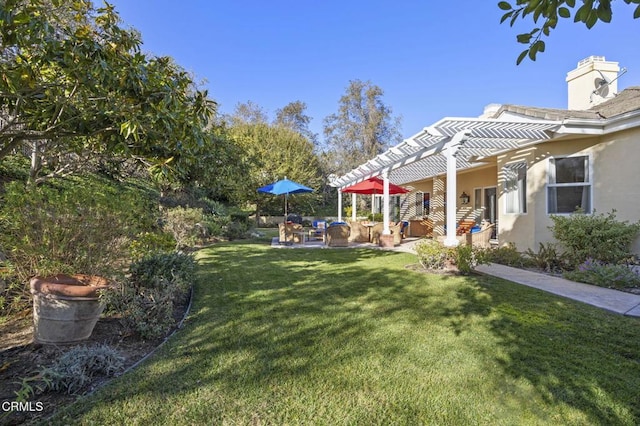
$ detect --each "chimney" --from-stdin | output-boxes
[566,56,620,110]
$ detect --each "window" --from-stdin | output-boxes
[504,162,527,214]
[415,192,430,217]
[415,192,424,217]
[474,188,482,223]
[548,156,591,214]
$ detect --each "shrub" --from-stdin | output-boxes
[224,221,250,240]
[551,210,640,266]
[0,179,154,283]
[415,240,453,270]
[564,258,640,289]
[129,252,195,294]
[41,344,124,394]
[482,243,531,268]
[524,242,569,273]
[367,213,384,222]
[164,206,207,248]
[106,252,195,339]
[128,231,176,261]
[109,285,177,340]
[453,244,488,275]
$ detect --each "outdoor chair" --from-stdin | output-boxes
[309,220,327,241]
[466,222,495,248]
[391,223,402,245]
[370,223,384,244]
[370,223,402,246]
[347,220,370,243]
[325,222,350,247]
[278,223,304,244]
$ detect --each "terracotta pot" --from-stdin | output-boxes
[30,274,111,344]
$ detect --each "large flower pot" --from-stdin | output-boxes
[30,274,111,344]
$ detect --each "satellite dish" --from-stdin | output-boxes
[593,70,610,98]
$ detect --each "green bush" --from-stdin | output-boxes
[106,252,195,339]
[564,258,640,289]
[109,285,177,340]
[415,240,487,274]
[0,179,155,283]
[524,242,569,273]
[454,244,488,275]
[129,252,195,294]
[163,206,207,248]
[415,240,453,270]
[551,210,640,266]
[224,221,250,240]
[41,344,124,394]
[367,213,384,222]
[482,243,531,268]
[128,231,176,261]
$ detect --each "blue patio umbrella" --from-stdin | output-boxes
[257,177,313,221]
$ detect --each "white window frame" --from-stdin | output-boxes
[503,161,527,215]
[547,154,593,215]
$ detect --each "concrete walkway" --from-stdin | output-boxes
[475,263,640,318]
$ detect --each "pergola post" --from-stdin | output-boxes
[443,130,471,247]
[351,193,357,221]
[382,171,391,235]
[337,188,343,222]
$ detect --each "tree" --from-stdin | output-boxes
[227,101,268,127]
[274,100,318,145]
[322,79,402,175]
[0,0,214,183]
[499,0,640,64]
[225,119,323,216]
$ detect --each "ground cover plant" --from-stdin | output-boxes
[46,241,640,425]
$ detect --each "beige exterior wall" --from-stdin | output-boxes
[400,164,497,235]
[498,129,640,254]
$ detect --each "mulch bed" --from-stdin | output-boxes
[0,294,190,425]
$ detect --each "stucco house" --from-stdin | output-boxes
[330,56,640,254]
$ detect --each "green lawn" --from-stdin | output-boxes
[49,240,640,425]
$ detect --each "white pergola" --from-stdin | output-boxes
[331,117,561,246]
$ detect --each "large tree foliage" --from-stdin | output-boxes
[322,79,402,175]
[225,104,323,215]
[274,100,318,145]
[499,0,640,64]
[0,0,214,183]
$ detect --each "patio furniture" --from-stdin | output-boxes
[370,223,384,244]
[348,221,370,243]
[466,222,495,248]
[326,222,350,247]
[309,220,327,241]
[370,223,402,246]
[279,223,304,244]
[456,220,476,236]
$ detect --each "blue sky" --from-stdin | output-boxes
[107,1,640,142]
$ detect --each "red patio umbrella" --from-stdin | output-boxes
[341,177,410,195]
